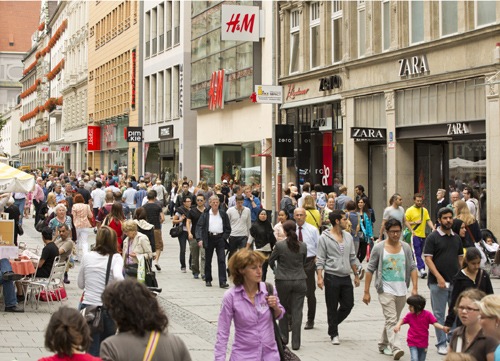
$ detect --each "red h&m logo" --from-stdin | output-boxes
[208,70,225,111]
[226,13,255,34]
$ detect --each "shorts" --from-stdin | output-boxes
[154,229,164,251]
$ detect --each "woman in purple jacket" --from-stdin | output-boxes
[214,249,285,361]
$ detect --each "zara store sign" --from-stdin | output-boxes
[398,54,429,78]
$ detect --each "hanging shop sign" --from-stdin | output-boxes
[275,124,294,157]
[398,55,429,78]
[208,69,225,110]
[131,49,136,110]
[255,85,283,104]
[221,5,260,42]
[57,144,70,153]
[87,126,101,151]
[351,127,387,141]
[159,125,174,139]
[125,127,143,142]
[319,75,342,91]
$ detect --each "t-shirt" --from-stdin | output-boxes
[122,188,137,206]
[305,209,321,230]
[143,202,163,229]
[188,207,203,234]
[54,237,74,262]
[383,206,405,224]
[39,353,102,361]
[381,248,407,296]
[402,309,437,348]
[405,206,431,238]
[423,228,463,284]
[37,242,59,277]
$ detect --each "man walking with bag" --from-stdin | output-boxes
[405,193,435,279]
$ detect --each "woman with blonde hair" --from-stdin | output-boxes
[454,200,482,248]
[303,195,322,231]
[477,294,500,360]
[121,220,154,278]
[46,192,58,217]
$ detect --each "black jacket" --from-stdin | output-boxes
[195,208,231,248]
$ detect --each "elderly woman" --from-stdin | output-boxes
[448,289,497,361]
[72,194,93,261]
[215,249,285,361]
[48,204,75,238]
[478,294,500,360]
[78,226,124,356]
[122,220,154,278]
[100,279,192,361]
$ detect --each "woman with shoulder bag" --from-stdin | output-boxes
[132,207,155,253]
[122,220,154,278]
[100,279,192,361]
[78,226,124,356]
[356,197,374,263]
[103,203,125,252]
[303,195,322,232]
[214,249,284,361]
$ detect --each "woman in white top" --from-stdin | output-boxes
[78,226,124,356]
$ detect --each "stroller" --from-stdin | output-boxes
[480,229,500,278]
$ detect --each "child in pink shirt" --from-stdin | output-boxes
[394,295,448,361]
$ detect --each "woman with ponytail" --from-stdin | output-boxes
[269,220,308,351]
[39,306,102,360]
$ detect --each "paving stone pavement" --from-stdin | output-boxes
[1,216,499,361]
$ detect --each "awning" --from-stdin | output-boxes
[0,163,35,193]
[281,94,341,109]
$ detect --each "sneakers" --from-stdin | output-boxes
[331,336,340,345]
[381,347,393,356]
[63,276,70,284]
[437,345,448,355]
[358,267,365,280]
[5,305,24,313]
[2,271,23,282]
[419,269,427,279]
[220,283,229,289]
[155,264,161,272]
[181,268,186,273]
[193,273,199,279]
[393,349,404,360]
[304,321,314,330]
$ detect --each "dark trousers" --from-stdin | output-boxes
[205,236,227,285]
[412,236,426,270]
[227,236,248,260]
[304,256,316,323]
[357,241,368,263]
[276,279,307,349]
[324,274,354,338]
[178,230,188,269]
[81,305,116,356]
[33,199,42,225]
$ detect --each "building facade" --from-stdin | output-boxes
[87,0,140,175]
[190,1,276,209]
[278,1,500,235]
[60,0,89,172]
[142,0,197,182]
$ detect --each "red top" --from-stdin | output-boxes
[39,353,102,361]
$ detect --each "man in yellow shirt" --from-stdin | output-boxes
[405,193,435,279]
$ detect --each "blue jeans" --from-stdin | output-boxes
[14,198,26,225]
[409,347,427,361]
[412,236,425,271]
[80,304,116,356]
[0,258,17,308]
[178,230,188,269]
[429,283,452,348]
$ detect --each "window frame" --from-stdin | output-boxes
[310,2,321,69]
[382,0,390,52]
[409,0,424,45]
[331,0,343,64]
[289,9,300,74]
[475,0,497,29]
[357,0,366,58]
[439,0,458,38]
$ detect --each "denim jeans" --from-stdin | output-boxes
[0,258,17,308]
[429,283,452,348]
[80,304,116,356]
[14,198,25,225]
[178,230,188,269]
[409,347,427,361]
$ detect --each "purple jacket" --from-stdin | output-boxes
[214,282,285,361]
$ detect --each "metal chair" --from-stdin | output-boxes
[25,256,68,312]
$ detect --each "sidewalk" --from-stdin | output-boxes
[1,216,499,361]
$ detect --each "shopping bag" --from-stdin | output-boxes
[137,254,146,283]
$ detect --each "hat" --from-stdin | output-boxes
[222,180,228,184]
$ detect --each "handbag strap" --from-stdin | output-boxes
[142,331,160,361]
[307,210,320,229]
[466,226,476,243]
[105,254,113,286]
[412,208,424,231]
[476,269,483,289]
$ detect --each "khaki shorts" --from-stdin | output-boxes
[154,229,164,251]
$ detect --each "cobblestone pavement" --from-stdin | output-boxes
[1,216,499,361]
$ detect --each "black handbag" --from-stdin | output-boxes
[169,224,183,238]
[265,282,301,361]
[80,255,113,333]
[145,260,158,288]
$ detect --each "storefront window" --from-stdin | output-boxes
[448,140,486,194]
[200,142,261,187]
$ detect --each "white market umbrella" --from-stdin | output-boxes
[0,163,35,193]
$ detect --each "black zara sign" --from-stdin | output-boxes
[351,127,387,141]
[319,75,342,91]
[126,127,143,142]
[275,124,294,157]
[159,125,174,139]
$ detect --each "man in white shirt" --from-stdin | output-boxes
[90,182,106,218]
[294,207,319,330]
[226,195,251,262]
[122,182,137,215]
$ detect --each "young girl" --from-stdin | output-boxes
[394,295,447,361]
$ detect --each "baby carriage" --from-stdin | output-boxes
[480,229,500,278]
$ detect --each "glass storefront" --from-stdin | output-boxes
[199,142,261,186]
[158,140,179,185]
[286,102,343,192]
